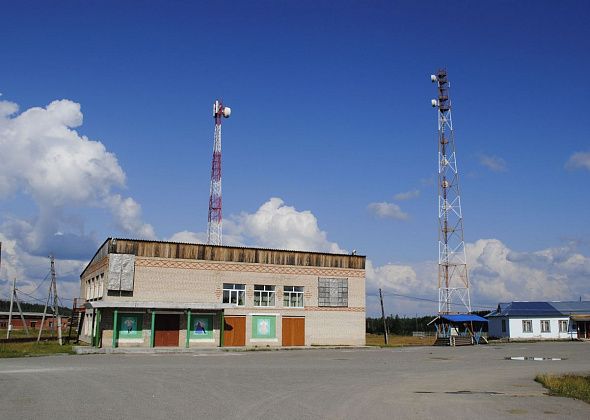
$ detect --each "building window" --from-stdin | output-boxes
[501,319,506,333]
[223,284,245,306]
[522,320,532,333]
[283,286,304,308]
[254,285,276,307]
[318,278,348,307]
[541,320,551,333]
[30,321,37,329]
[559,320,568,333]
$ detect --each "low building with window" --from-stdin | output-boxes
[78,238,366,348]
[487,301,590,340]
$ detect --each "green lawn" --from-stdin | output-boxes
[536,374,590,404]
[0,341,75,358]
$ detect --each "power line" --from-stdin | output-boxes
[368,291,494,310]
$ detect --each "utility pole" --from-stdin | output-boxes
[37,255,62,344]
[7,277,15,339]
[6,278,30,338]
[207,99,231,246]
[379,288,388,345]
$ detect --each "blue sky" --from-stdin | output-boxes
[1,1,589,315]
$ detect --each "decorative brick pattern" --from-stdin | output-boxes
[135,257,364,278]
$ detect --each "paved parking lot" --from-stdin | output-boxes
[1,342,589,419]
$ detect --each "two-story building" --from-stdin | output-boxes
[79,238,366,348]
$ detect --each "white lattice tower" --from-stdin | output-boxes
[431,69,471,314]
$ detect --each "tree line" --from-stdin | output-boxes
[366,311,490,335]
[0,299,72,316]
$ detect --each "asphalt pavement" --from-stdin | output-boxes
[1,341,589,419]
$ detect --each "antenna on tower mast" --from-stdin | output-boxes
[431,69,471,315]
[207,99,231,246]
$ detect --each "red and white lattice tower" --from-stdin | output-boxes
[431,69,472,315]
[207,100,231,245]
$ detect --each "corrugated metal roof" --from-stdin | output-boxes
[440,314,488,323]
[487,301,590,317]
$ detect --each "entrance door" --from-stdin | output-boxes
[282,317,305,346]
[223,316,245,346]
[154,314,180,347]
[578,322,589,339]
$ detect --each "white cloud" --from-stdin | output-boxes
[566,151,590,171]
[478,154,507,172]
[364,239,590,316]
[0,232,85,304]
[168,198,344,253]
[393,189,420,201]
[367,202,409,220]
[0,97,155,303]
[0,97,155,253]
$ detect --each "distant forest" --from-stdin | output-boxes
[366,311,490,335]
[0,299,72,316]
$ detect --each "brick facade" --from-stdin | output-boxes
[79,239,366,348]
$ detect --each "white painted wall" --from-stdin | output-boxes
[507,317,576,340]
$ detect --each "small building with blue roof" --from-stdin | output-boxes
[486,301,590,340]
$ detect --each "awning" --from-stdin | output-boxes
[570,315,590,321]
[440,314,488,323]
[87,301,236,310]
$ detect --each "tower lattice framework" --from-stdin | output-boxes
[432,69,471,314]
[207,100,230,245]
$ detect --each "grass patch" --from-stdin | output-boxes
[366,333,436,347]
[0,341,75,358]
[535,373,590,404]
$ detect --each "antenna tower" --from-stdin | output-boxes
[207,100,231,246]
[431,69,471,314]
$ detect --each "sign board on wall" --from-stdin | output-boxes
[119,314,143,339]
[190,315,214,340]
[252,315,276,339]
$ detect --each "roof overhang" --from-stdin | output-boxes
[86,301,236,310]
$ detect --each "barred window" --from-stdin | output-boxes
[318,278,348,307]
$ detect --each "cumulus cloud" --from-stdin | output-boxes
[0,97,155,302]
[367,202,409,220]
[478,154,507,172]
[0,98,155,253]
[168,198,344,253]
[393,189,420,201]
[0,232,85,304]
[364,239,590,316]
[566,151,590,171]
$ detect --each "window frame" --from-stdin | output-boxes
[522,320,533,333]
[318,278,348,307]
[540,320,551,333]
[254,285,276,307]
[559,320,568,333]
[501,319,507,333]
[222,283,245,306]
[283,286,304,308]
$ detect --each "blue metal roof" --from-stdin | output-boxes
[440,314,488,323]
[487,301,590,317]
